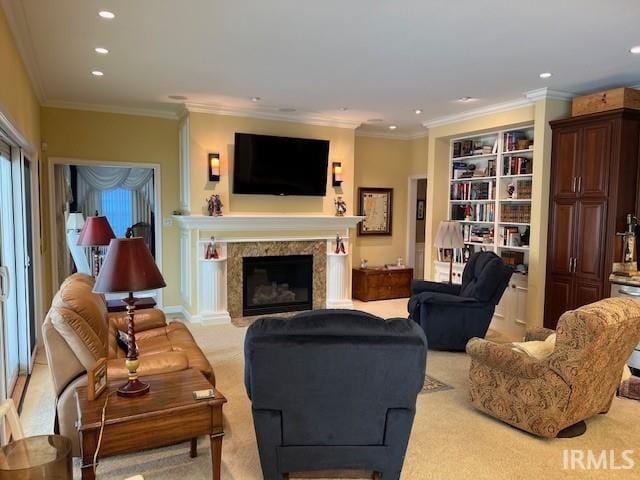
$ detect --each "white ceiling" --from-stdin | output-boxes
[5,0,640,135]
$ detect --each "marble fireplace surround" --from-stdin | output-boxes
[227,240,326,318]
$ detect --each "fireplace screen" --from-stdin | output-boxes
[242,255,313,316]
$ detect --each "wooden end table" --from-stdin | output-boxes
[352,267,413,301]
[75,369,226,480]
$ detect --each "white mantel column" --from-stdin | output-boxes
[197,257,231,324]
[326,239,353,309]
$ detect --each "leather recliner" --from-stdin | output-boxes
[42,273,214,456]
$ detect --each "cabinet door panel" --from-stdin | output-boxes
[513,283,528,326]
[547,201,577,275]
[544,276,573,329]
[574,280,603,309]
[580,121,611,198]
[552,128,580,198]
[575,200,607,281]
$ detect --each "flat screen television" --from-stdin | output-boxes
[233,133,329,196]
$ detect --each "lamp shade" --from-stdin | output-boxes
[66,212,85,230]
[93,237,166,293]
[434,221,464,249]
[77,216,116,246]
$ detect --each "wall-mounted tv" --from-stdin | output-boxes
[233,133,329,196]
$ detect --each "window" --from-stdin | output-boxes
[101,188,133,237]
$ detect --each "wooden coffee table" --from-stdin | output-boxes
[75,369,226,480]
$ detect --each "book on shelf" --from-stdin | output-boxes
[501,204,531,223]
[451,203,495,222]
[503,131,532,152]
[462,224,494,244]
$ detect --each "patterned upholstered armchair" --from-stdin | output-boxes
[467,298,640,437]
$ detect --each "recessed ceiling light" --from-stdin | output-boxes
[367,118,384,123]
[91,70,104,77]
[457,96,475,103]
[251,96,261,102]
[630,45,640,54]
[389,125,398,130]
[94,47,109,55]
[339,107,348,111]
[168,95,188,100]
[98,10,115,19]
[414,109,423,114]
[539,72,552,79]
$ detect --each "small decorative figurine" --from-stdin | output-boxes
[334,196,347,217]
[360,259,368,269]
[205,236,219,260]
[334,234,346,255]
[206,194,224,216]
[507,183,516,199]
[464,203,473,221]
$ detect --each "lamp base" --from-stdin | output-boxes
[117,378,150,397]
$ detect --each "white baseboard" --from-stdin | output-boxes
[163,305,231,325]
[326,299,355,309]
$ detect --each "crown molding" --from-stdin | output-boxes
[184,102,361,129]
[43,100,180,120]
[525,88,575,102]
[1,0,46,103]
[423,97,533,129]
[355,129,427,140]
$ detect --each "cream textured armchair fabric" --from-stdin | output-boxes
[43,273,214,455]
[467,298,640,437]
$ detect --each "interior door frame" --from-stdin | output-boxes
[406,175,427,276]
[0,106,41,385]
[47,157,164,307]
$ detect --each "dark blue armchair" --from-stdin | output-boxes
[244,309,427,480]
[408,252,513,351]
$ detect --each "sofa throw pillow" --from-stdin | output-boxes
[510,333,557,360]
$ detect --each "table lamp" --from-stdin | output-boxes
[77,213,115,276]
[66,212,85,232]
[435,221,464,284]
[93,237,166,397]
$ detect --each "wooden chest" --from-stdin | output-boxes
[572,87,640,116]
[352,267,413,302]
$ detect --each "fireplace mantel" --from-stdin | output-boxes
[172,214,364,232]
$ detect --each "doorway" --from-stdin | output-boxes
[48,158,163,305]
[407,176,427,280]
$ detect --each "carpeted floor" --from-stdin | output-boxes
[21,299,640,479]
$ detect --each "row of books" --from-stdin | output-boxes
[501,205,531,223]
[452,204,496,222]
[438,245,491,264]
[503,156,531,175]
[515,179,532,199]
[450,181,494,200]
[452,138,498,158]
[500,226,522,246]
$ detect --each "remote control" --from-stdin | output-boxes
[193,389,215,400]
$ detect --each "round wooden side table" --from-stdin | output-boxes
[0,435,72,480]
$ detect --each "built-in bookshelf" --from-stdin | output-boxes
[439,125,534,270]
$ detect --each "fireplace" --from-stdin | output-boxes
[242,255,313,316]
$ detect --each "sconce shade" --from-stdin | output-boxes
[66,212,85,231]
[94,237,166,294]
[332,162,343,187]
[208,153,220,181]
[434,221,464,249]
[77,215,116,246]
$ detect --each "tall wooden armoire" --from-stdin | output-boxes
[544,108,640,329]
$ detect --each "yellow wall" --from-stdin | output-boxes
[353,135,412,266]
[188,112,355,216]
[40,107,181,305]
[0,7,40,149]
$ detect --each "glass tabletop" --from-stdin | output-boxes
[0,435,71,471]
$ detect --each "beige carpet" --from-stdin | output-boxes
[21,299,640,479]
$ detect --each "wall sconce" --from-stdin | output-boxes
[208,153,220,182]
[332,162,343,187]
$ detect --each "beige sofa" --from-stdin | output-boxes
[467,297,640,437]
[42,273,214,455]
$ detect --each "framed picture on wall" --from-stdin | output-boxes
[358,187,393,236]
[416,200,425,220]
